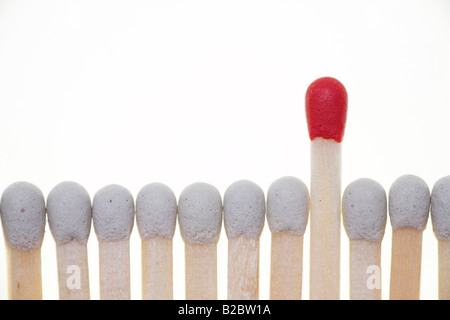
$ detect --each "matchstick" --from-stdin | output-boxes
[224,180,265,300]
[430,176,450,300]
[305,77,348,300]
[136,182,177,300]
[267,176,309,300]
[178,182,222,300]
[46,181,92,300]
[388,174,430,300]
[0,182,46,300]
[342,178,387,300]
[92,184,135,300]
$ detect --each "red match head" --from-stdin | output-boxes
[305,77,348,143]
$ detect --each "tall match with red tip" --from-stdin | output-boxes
[306,77,348,300]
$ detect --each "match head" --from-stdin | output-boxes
[136,183,177,240]
[224,180,265,239]
[47,181,92,245]
[431,176,450,240]
[0,182,46,250]
[305,77,348,142]
[177,182,222,245]
[389,175,430,231]
[266,176,309,236]
[342,178,387,242]
[92,184,135,242]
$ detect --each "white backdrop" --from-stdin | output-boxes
[0,0,449,300]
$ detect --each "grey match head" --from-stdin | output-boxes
[136,183,177,240]
[431,176,450,240]
[389,174,430,231]
[224,180,265,239]
[47,181,92,245]
[92,184,135,242]
[266,176,309,236]
[342,178,387,242]
[0,181,46,251]
[177,182,222,245]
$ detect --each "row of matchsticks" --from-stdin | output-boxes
[0,172,449,300]
[2,77,446,300]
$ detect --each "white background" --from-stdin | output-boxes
[0,0,449,300]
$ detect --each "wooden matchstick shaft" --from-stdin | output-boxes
[270,232,303,300]
[389,228,423,300]
[142,237,173,300]
[99,239,130,300]
[228,236,259,300]
[7,247,42,300]
[438,240,450,300]
[185,242,217,300]
[56,241,90,300]
[310,138,341,300]
[350,240,381,300]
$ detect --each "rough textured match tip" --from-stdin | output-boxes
[342,178,387,242]
[178,182,222,245]
[47,181,92,245]
[305,77,348,142]
[136,182,177,240]
[389,174,430,231]
[0,181,46,250]
[92,184,135,242]
[224,180,265,239]
[267,176,309,236]
[431,176,450,240]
